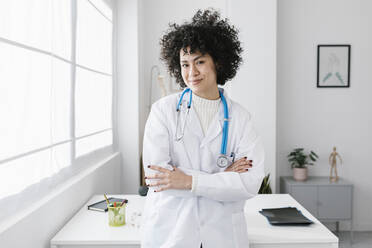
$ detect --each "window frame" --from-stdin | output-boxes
[0,0,115,195]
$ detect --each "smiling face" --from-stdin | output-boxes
[180,48,219,100]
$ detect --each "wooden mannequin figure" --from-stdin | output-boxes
[329,146,343,182]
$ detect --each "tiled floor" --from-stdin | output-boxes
[336,231,372,248]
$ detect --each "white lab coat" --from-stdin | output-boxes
[141,90,265,248]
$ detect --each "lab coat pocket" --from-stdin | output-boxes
[231,211,249,248]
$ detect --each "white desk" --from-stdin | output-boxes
[244,194,338,248]
[51,194,338,248]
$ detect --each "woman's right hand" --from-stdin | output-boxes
[224,157,252,173]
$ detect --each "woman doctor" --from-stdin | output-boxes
[141,9,265,248]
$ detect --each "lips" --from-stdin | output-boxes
[189,79,202,85]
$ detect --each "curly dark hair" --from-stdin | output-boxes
[160,9,243,88]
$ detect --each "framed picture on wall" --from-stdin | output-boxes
[317,44,351,88]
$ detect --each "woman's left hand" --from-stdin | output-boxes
[146,165,192,192]
[225,157,252,173]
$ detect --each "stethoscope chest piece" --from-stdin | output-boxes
[217,154,229,168]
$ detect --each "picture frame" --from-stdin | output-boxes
[317,44,351,88]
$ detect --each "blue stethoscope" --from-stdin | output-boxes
[175,88,230,168]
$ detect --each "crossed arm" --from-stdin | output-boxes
[143,101,264,202]
[145,157,253,192]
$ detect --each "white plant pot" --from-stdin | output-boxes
[293,167,308,181]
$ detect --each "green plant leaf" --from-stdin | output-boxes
[259,174,272,194]
[310,151,319,158]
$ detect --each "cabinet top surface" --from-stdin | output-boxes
[281,176,352,186]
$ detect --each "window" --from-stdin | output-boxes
[0,0,113,202]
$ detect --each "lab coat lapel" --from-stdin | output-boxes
[179,103,203,170]
[187,105,204,140]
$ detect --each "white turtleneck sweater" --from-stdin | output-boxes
[192,93,221,136]
[190,93,221,192]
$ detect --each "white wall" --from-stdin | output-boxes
[0,153,121,248]
[277,0,372,231]
[137,0,277,191]
[228,0,277,191]
[116,0,141,193]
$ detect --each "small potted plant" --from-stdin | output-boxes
[258,174,272,194]
[288,148,318,181]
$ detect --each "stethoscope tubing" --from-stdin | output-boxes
[220,91,229,156]
[176,88,192,111]
[175,88,229,158]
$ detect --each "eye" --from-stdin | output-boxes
[196,60,205,65]
[181,64,189,68]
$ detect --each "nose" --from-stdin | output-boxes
[188,63,199,77]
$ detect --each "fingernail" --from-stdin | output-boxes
[249,160,253,162]
[244,157,247,159]
[246,168,249,171]
[154,190,157,192]
[147,165,150,168]
[144,176,147,179]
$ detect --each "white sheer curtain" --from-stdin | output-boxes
[0,0,113,223]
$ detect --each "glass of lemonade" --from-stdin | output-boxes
[108,202,126,226]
